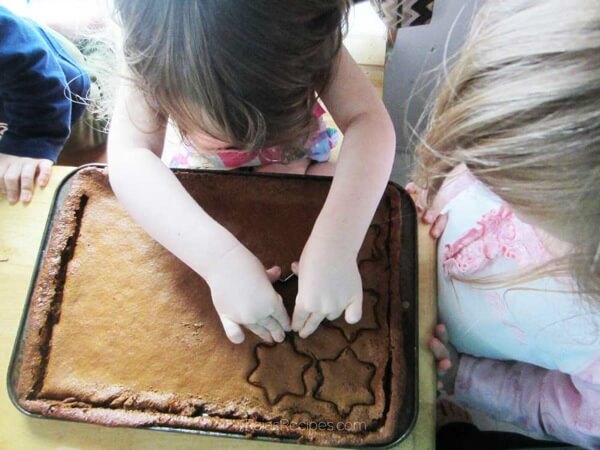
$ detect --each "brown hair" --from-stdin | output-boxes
[113,0,349,156]
[413,0,600,297]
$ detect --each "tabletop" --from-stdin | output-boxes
[0,166,436,450]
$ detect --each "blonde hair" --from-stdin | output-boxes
[413,0,600,297]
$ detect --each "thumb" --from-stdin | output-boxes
[219,315,245,344]
[344,294,363,324]
[37,159,53,187]
[291,261,299,275]
[265,265,282,283]
[405,182,418,195]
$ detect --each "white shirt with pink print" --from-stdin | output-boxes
[436,164,600,448]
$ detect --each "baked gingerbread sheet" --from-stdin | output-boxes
[9,167,417,447]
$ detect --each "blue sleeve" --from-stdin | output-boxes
[0,7,89,162]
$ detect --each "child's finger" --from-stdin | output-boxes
[435,323,450,344]
[37,160,53,187]
[265,265,282,283]
[272,295,291,331]
[344,294,363,324]
[423,209,438,224]
[430,213,448,239]
[438,358,452,371]
[406,183,427,212]
[219,316,245,344]
[299,312,325,339]
[19,161,37,203]
[291,300,310,332]
[291,261,299,275]
[4,162,22,204]
[405,182,418,195]
[428,336,451,361]
[258,316,286,343]
[246,324,273,343]
[326,310,343,321]
[437,364,448,378]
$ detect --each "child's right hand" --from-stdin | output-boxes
[0,154,53,204]
[203,244,291,345]
[428,323,460,395]
[406,182,448,239]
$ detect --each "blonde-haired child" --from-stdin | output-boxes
[409,0,600,447]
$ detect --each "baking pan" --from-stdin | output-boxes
[8,164,418,448]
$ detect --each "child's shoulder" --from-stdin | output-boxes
[0,6,30,29]
[0,6,44,50]
[436,164,481,211]
[437,167,600,373]
[439,165,554,275]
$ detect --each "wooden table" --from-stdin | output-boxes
[0,166,436,450]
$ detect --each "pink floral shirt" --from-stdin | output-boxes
[167,103,338,170]
[437,165,600,448]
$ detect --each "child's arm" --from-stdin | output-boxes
[292,46,396,337]
[107,79,289,344]
[454,356,600,448]
[0,8,84,203]
[430,323,600,447]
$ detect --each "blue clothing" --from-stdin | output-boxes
[0,6,90,162]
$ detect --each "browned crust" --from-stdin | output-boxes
[12,167,412,447]
[16,168,95,401]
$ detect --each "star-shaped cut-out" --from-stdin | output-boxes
[315,348,376,418]
[295,324,349,360]
[325,289,380,341]
[248,340,312,404]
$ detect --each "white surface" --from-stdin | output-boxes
[345,1,387,66]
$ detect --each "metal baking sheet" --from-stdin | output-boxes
[7,164,418,448]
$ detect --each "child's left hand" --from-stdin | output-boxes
[291,236,362,338]
[428,323,460,395]
[0,154,53,204]
[406,182,448,239]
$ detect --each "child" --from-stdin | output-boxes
[106,1,396,344]
[0,5,90,204]
[409,0,600,447]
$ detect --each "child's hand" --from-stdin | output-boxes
[0,154,53,204]
[203,244,291,344]
[428,323,460,395]
[291,236,362,338]
[406,182,448,239]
